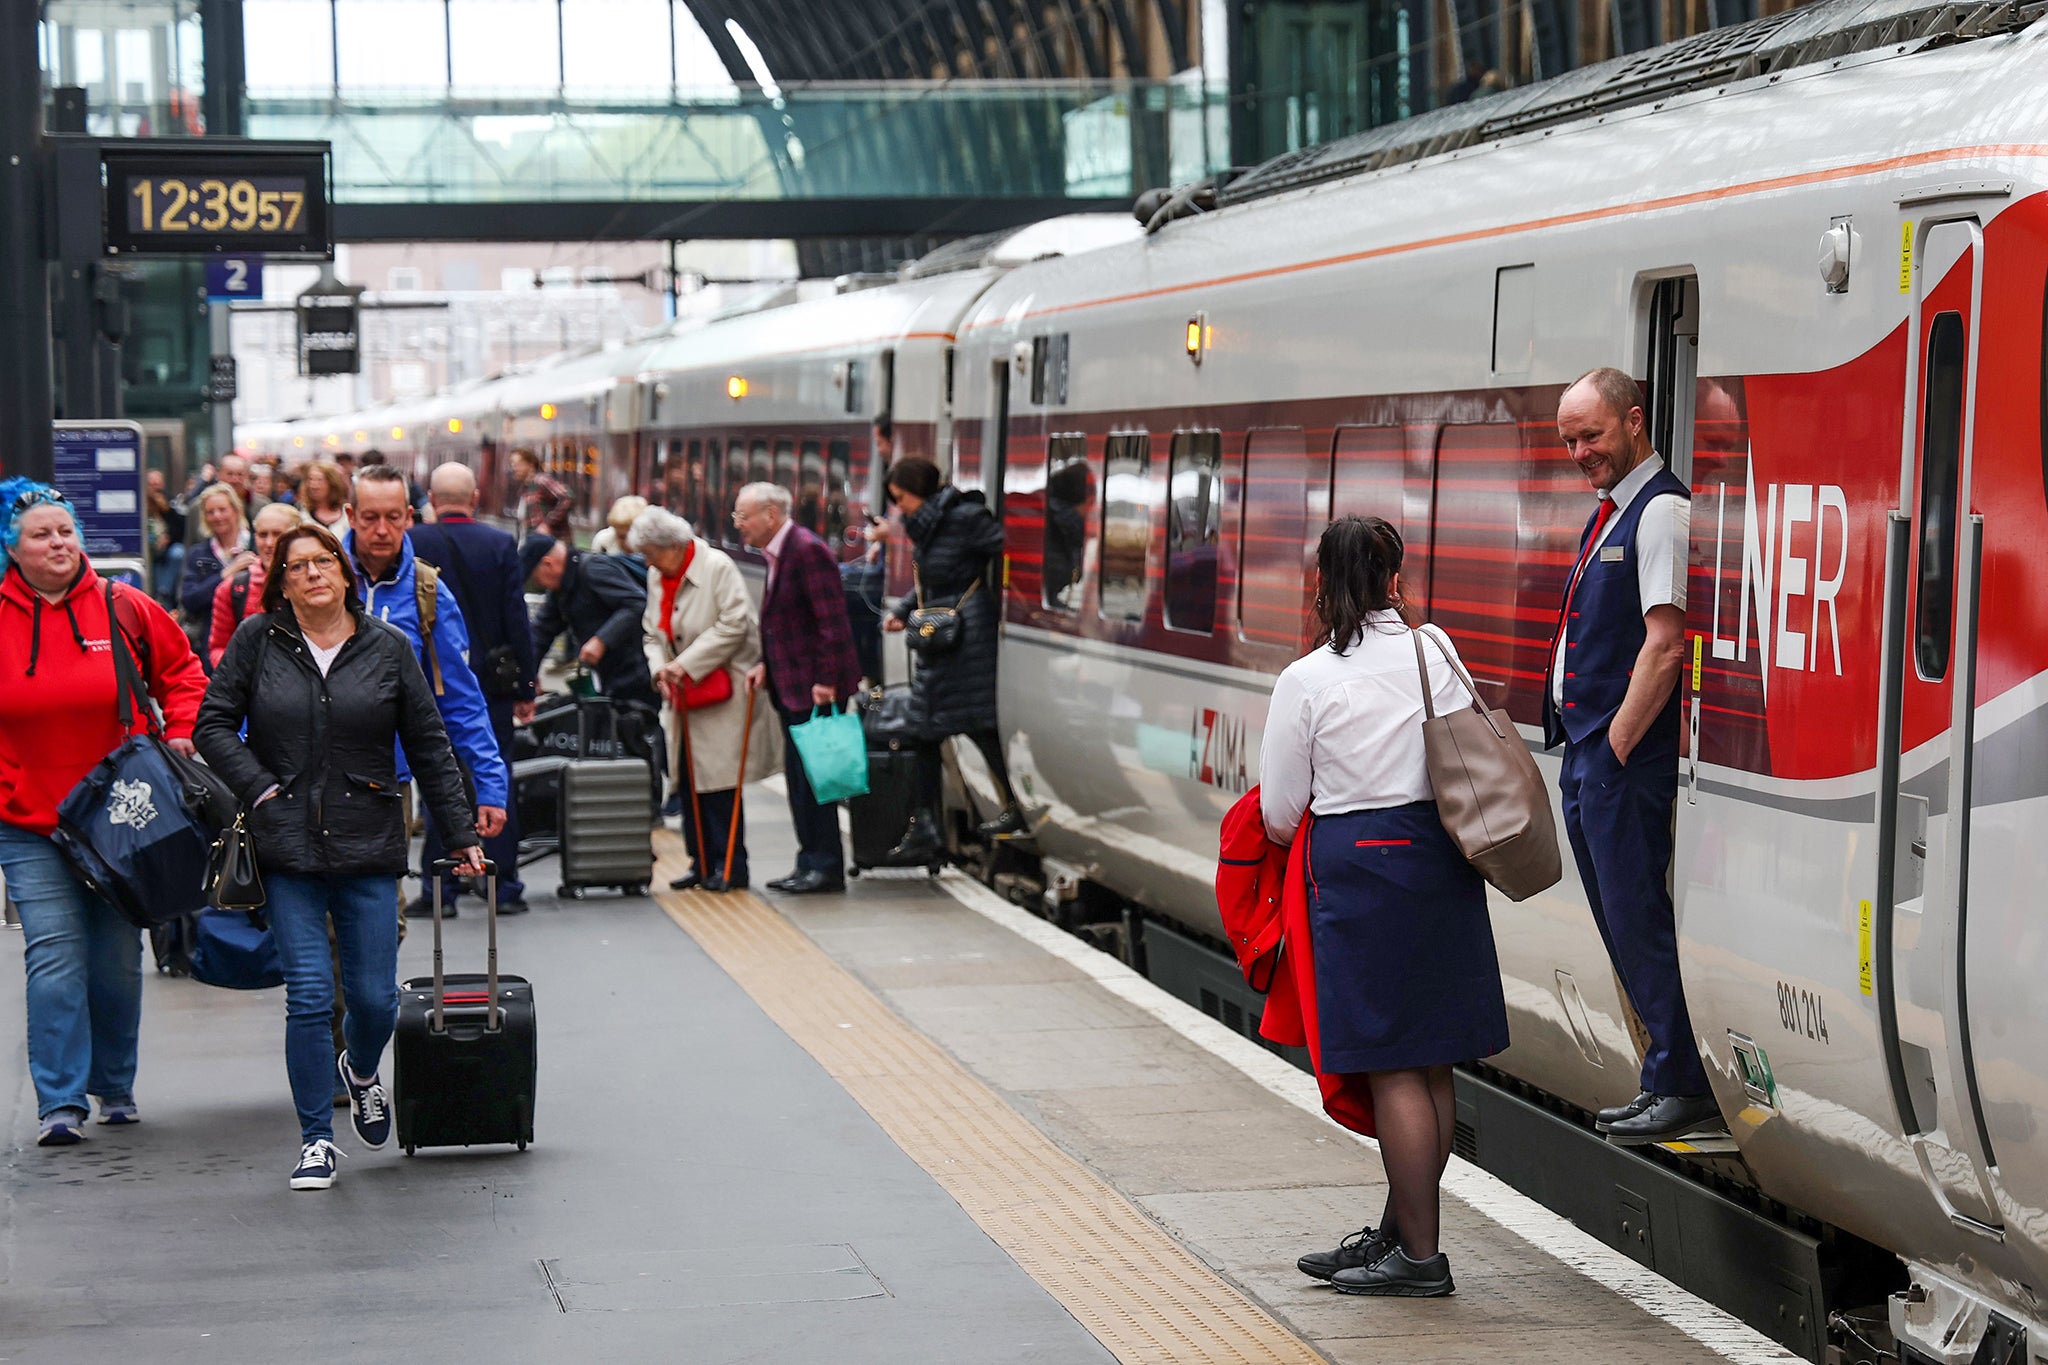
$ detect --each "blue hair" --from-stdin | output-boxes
[0,478,77,570]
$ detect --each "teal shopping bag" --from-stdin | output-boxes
[788,705,870,804]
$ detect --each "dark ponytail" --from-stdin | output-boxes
[1313,515,1404,652]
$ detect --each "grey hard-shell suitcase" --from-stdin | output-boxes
[557,757,655,898]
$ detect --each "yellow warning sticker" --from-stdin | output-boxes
[1858,899,1874,995]
[1691,635,1703,692]
[1899,221,1914,294]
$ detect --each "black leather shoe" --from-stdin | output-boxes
[405,893,454,920]
[776,869,846,896]
[1330,1247,1455,1297]
[1604,1093,1725,1146]
[498,898,531,916]
[885,811,944,866]
[765,871,803,892]
[1595,1091,1656,1132]
[1297,1225,1395,1282]
[976,807,1029,840]
[669,871,706,892]
[702,875,750,893]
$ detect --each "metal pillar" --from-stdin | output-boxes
[0,0,54,482]
[200,0,246,136]
[50,137,108,421]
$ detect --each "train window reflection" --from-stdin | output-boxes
[1165,431,1221,634]
[723,441,747,547]
[826,438,852,550]
[749,440,772,486]
[1099,433,1152,623]
[1915,310,1966,681]
[1042,435,1092,613]
[797,440,825,533]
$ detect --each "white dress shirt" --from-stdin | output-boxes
[1550,454,1690,707]
[761,516,794,598]
[1259,613,1478,844]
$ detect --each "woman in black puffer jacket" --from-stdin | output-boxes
[195,521,482,1193]
[881,458,1026,864]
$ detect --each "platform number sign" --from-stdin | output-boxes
[205,255,264,303]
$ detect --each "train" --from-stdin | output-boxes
[242,1,2048,1359]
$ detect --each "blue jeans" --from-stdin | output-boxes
[269,873,400,1143]
[0,822,143,1119]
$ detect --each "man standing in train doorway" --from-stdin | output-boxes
[1544,367,1724,1146]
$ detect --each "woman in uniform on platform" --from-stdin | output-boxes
[1258,515,1509,1298]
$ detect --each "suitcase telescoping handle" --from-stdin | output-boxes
[429,857,501,1034]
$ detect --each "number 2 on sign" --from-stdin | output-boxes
[1777,980,1829,1044]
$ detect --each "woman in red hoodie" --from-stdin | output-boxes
[0,481,208,1146]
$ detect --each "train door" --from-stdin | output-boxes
[983,356,1010,522]
[1875,216,2004,1235]
[1643,276,1700,483]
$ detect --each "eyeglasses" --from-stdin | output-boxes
[283,553,341,579]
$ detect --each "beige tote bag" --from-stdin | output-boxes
[1411,628,1563,902]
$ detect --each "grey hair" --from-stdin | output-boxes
[629,505,695,552]
[735,481,792,514]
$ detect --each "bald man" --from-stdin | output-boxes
[408,462,538,914]
[1543,367,1719,1146]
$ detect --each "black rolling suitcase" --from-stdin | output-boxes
[393,861,536,1155]
[848,685,930,874]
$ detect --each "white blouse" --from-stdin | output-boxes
[1258,612,1477,844]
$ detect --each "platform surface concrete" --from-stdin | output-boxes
[0,850,1113,1365]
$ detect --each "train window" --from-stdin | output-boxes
[1235,428,1313,651]
[798,439,825,534]
[1042,434,1093,612]
[749,440,772,486]
[845,360,864,415]
[1915,310,1966,681]
[723,441,748,546]
[1164,431,1222,634]
[1432,422,1553,709]
[1029,334,1071,405]
[825,438,852,550]
[1099,432,1152,622]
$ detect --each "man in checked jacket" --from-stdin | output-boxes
[737,482,861,895]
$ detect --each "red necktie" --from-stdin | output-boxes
[1554,497,1616,658]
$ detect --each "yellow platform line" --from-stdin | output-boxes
[653,834,1325,1365]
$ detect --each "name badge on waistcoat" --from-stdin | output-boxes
[1598,545,1625,563]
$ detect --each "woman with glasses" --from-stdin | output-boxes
[177,482,255,664]
[0,479,209,1146]
[196,522,484,1191]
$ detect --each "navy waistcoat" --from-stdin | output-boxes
[1541,466,1690,750]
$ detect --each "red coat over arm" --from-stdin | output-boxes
[1216,786,1374,1136]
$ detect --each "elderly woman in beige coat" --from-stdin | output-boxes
[634,506,781,892]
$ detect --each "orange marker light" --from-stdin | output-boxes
[292,436,305,447]
[726,376,748,400]
[539,403,557,420]
[447,418,463,434]
[390,426,404,440]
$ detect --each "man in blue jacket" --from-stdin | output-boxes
[409,463,538,915]
[344,466,512,916]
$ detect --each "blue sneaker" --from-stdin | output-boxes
[95,1096,139,1126]
[337,1054,391,1149]
[290,1139,342,1190]
[37,1109,88,1147]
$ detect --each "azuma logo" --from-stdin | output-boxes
[1705,460,1850,699]
[1190,708,1251,794]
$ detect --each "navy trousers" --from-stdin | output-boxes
[1558,732,1710,1098]
[776,699,846,878]
[421,697,524,903]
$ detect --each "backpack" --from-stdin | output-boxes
[414,559,443,695]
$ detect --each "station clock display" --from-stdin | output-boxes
[99,141,333,259]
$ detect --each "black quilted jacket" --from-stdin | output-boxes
[893,487,1003,739]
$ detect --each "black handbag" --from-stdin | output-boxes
[203,810,266,912]
[904,565,978,656]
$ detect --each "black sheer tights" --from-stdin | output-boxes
[912,729,1017,815]
[1367,1064,1456,1260]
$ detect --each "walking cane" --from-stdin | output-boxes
[672,679,707,880]
[723,679,758,886]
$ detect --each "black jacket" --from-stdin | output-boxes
[533,550,653,701]
[194,609,479,877]
[893,486,1003,739]
[409,515,538,700]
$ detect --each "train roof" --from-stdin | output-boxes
[1214,0,2046,208]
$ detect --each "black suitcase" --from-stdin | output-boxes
[393,861,536,1155]
[848,686,932,874]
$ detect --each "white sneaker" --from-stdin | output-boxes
[290,1139,343,1190]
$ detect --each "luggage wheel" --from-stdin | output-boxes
[558,885,584,900]
[847,867,862,879]
[403,1144,415,1157]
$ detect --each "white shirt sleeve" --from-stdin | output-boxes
[1258,667,1312,845]
[1635,492,1690,615]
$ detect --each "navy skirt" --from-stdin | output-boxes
[1306,802,1511,1074]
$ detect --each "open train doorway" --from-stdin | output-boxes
[1641,274,1700,481]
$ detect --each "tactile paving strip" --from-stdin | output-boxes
[654,838,1326,1365]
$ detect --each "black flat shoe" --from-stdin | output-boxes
[702,875,749,893]
[1604,1093,1725,1146]
[498,898,531,916]
[404,894,455,920]
[669,872,706,892]
[1595,1091,1655,1132]
[1297,1225,1395,1282]
[776,870,846,896]
[1331,1248,1454,1297]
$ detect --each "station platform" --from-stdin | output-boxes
[0,801,1798,1364]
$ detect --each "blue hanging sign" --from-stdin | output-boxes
[204,254,265,303]
[50,421,148,560]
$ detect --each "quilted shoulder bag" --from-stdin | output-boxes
[904,564,978,656]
